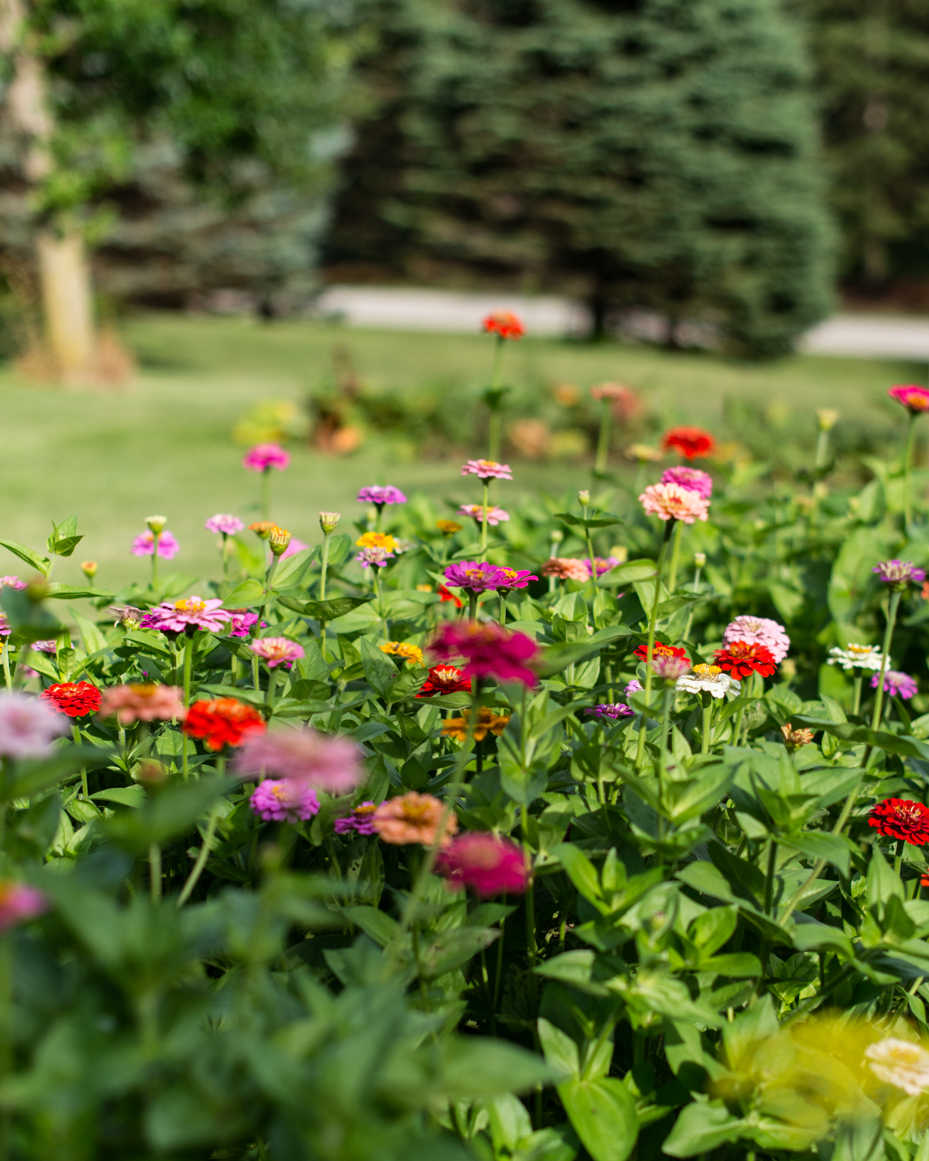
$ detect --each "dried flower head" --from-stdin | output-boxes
[373,792,458,847]
[441,706,511,742]
[110,605,144,628]
[781,722,815,752]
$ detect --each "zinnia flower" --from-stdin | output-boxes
[372,791,458,847]
[459,504,510,525]
[132,530,179,559]
[624,680,643,694]
[41,681,101,718]
[661,466,713,499]
[356,547,395,568]
[888,385,929,414]
[590,381,635,405]
[435,833,529,897]
[416,666,472,697]
[443,561,506,593]
[234,727,365,794]
[250,521,273,539]
[633,642,689,664]
[205,514,244,536]
[319,511,341,533]
[542,558,590,582]
[713,641,777,679]
[429,622,539,687]
[781,723,815,752]
[648,654,692,681]
[356,485,407,506]
[639,482,710,524]
[663,426,716,460]
[436,519,462,536]
[869,798,929,845]
[243,443,290,472]
[585,703,633,719]
[227,610,261,638]
[356,531,399,552]
[250,638,305,669]
[722,616,790,664]
[676,664,741,699]
[31,641,57,655]
[494,567,538,591]
[334,802,378,835]
[874,560,926,590]
[110,605,144,628]
[141,596,231,634]
[0,881,47,931]
[625,444,662,462]
[460,459,513,480]
[865,1039,929,1095]
[0,576,24,590]
[871,669,918,699]
[441,706,511,742]
[97,683,184,725]
[250,779,319,823]
[183,697,266,751]
[0,694,68,758]
[380,641,425,665]
[585,557,620,578]
[483,311,524,340]
[828,643,884,671]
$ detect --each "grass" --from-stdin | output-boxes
[0,311,920,592]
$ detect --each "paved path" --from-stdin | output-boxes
[315,285,929,361]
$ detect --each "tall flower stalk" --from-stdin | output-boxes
[635,520,675,766]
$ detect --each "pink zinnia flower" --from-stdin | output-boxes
[586,703,633,719]
[461,459,513,480]
[250,637,305,668]
[429,622,539,688]
[661,466,713,500]
[639,482,710,524]
[723,616,790,664]
[141,596,231,633]
[872,670,918,700]
[889,385,929,414]
[355,546,395,569]
[874,560,926,589]
[648,654,692,681]
[242,443,290,472]
[495,568,538,591]
[250,779,319,823]
[132,530,179,559]
[541,558,590,582]
[234,727,365,794]
[435,833,529,897]
[97,683,185,725]
[31,640,58,654]
[227,610,261,638]
[459,504,510,525]
[585,557,620,578]
[205,514,244,536]
[0,693,68,758]
[625,680,643,694]
[0,881,47,931]
[334,802,378,835]
[281,537,309,559]
[0,576,25,590]
[444,561,507,593]
[356,485,407,506]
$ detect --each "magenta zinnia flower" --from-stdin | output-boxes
[132,530,179,559]
[586,703,634,719]
[444,561,507,593]
[585,557,620,578]
[0,882,47,932]
[234,727,365,794]
[0,576,25,590]
[639,483,710,524]
[889,385,929,414]
[435,833,529,898]
[460,459,513,480]
[0,693,68,758]
[722,616,790,664]
[243,443,290,472]
[250,779,319,823]
[459,504,510,525]
[494,567,538,591]
[429,622,539,688]
[334,802,378,835]
[661,466,713,499]
[227,611,261,638]
[205,514,244,536]
[250,637,305,668]
[872,669,918,700]
[141,596,231,633]
[356,485,407,506]
[874,560,926,589]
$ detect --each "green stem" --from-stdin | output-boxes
[468,591,478,623]
[265,666,278,711]
[814,429,830,474]
[151,530,160,590]
[480,480,490,561]
[871,590,901,730]
[701,695,712,755]
[894,838,905,878]
[71,723,87,797]
[522,809,538,1012]
[149,842,162,904]
[1,644,10,694]
[493,898,507,1009]
[764,839,778,915]
[498,592,508,625]
[635,521,675,767]
[177,794,223,907]
[853,674,863,717]
[904,412,918,528]
[667,519,684,592]
[595,398,612,475]
[0,935,11,1158]
[261,467,271,521]
[221,533,230,578]
[319,528,331,602]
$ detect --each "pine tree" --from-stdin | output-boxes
[326,0,835,355]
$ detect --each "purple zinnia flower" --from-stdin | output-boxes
[132,530,179,559]
[31,640,58,655]
[722,616,790,664]
[334,802,378,835]
[0,693,68,759]
[205,514,244,536]
[585,703,634,719]
[444,561,507,593]
[624,680,643,694]
[250,779,319,823]
[871,669,918,700]
[660,466,713,500]
[243,444,290,472]
[141,596,231,633]
[874,560,926,590]
[357,485,407,506]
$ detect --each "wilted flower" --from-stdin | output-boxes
[250,779,319,823]
[723,616,790,664]
[436,519,462,536]
[663,426,716,460]
[436,833,529,897]
[250,637,304,669]
[234,727,365,795]
[416,666,472,697]
[676,664,741,699]
[865,1039,929,1095]
[0,576,25,590]
[141,597,231,634]
[869,798,929,845]
[110,605,144,628]
[888,385,929,414]
[380,641,425,665]
[816,408,840,432]
[541,558,590,582]
[871,669,918,699]
[827,643,884,671]
[356,485,406,506]
[443,561,506,594]
[586,703,634,719]
[183,698,266,751]
[648,653,692,681]
[873,560,926,590]
[459,503,510,525]
[0,882,47,932]
[373,792,458,847]
[483,311,524,340]
[205,514,244,536]
[714,641,777,679]
[334,802,378,835]
[0,694,68,758]
[781,723,815,752]
[430,622,539,688]
[319,511,341,532]
[243,443,290,472]
[639,482,710,524]
[661,466,713,499]
[461,459,513,480]
[132,530,179,559]
[41,682,101,718]
[98,684,184,725]
[441,706,511,742]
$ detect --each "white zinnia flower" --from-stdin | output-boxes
[865,1038,929,1095]
[675,664,741,700]
[827,643,884,671]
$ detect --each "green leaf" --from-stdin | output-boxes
[0,540,50,574]
[90,786,146,808]
[103,777,235,851]
[663,1099,746,1157]
[343,904,400,947]
[270,547,314,591]
[555,512,624,530]
[780,831,850,877]
[70,608,109,657]
[597,559,657,586]
[278,594,375,619]
[441,1038,558,1098]
[552,843,603,905]
[7,746,111,800]
[358,637,397,698]
[558,1077,638,1161]
[793,716,929,761]
[221,579,266,608]
[45,585,113,601]
[0,587,66,643]
[538,1018,580,1080]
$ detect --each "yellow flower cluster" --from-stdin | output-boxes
[379,641,424,665]
[356,531,399,552]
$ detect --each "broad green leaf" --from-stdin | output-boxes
[278,594,375,619]
[221,579,266,608]
[663,1099,746,1157]
[91,786,146,808]
[552,843,603,906]
[0,540,50,574]
[46,585,113,600]
[780,831,850,877]
[441,1038,558,1098]
[558,1076,637,1161]
[537,1018,580,1080]
[597,559,656,586]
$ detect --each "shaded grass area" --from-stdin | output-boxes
[0,312,919,591]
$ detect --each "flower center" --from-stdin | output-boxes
[401,803,433,825]
[694,664,722,677]
[175,598,207,614]
[129,684,159,698]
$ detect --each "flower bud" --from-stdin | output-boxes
[145,515,167,534]
[25,576,50,602]
[693,552,706,568]
[268,525,292,557]
[80,560,98,579]
[249,521,273,540]
[550,529,564,545]
[578,489,590,506]
[319,511,341,534]
[816,408,839,432]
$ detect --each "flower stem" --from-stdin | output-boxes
[261,467,271,521]
[499,592,508,625]
[1,644,10,694]
[594,398,612,475]
[151,530,160,590]
[266,666,277,711]
[319,528,331,602]
[853,674,863,717]
[149,842,162,904]
[221,533,230,578]
[764,839,778,915]
[894,837,905,878]
[871,590,901,730]
[72,723,88,797]
[177,756,225,906]
[667,519,684,591]
[468,591,478,622]
[635,521,674,767]
[701,694,713,755]
[904,412,918,528]
[480,480,490,560]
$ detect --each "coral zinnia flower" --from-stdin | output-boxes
[416,665,472,697]
[380,641,424,665]
[661,466,713,499]
[357,485,407,506]
[459,503,510,525]
[441,706,511,742]
[250,637,305,669]
[542,558,590,582]
[250,779,318,823]
[234,727,365,794]
[633,642,689,664]
[373,792,458,847]
[41,681,101,718]
[334,801,378,835]
[483,311,524,340]
[723,616,790,664]
[183,697,266,751]
[639,482,710,524]
[888,385,929,414]
[435,833,529,897]
[98,683,184,725]
[429,622,539,688]
[713,641,777,679]
[869,798,929,845]
[242,443,290,472]
[662,426,716,460]
[781,723,815,752]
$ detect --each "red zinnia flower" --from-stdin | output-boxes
[632,642,690,664]
[483,311,524,340]
[663,426,716,461]
[416,665,472,698]
[438,585,463,609]
[183,697,266,751]
[41,681,102,718]
[869,799,929,846]
[429,622,539,688]
[713,641,777,679]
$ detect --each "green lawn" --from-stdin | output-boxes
[0,312,919,591]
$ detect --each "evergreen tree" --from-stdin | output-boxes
[326,0,835,355]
